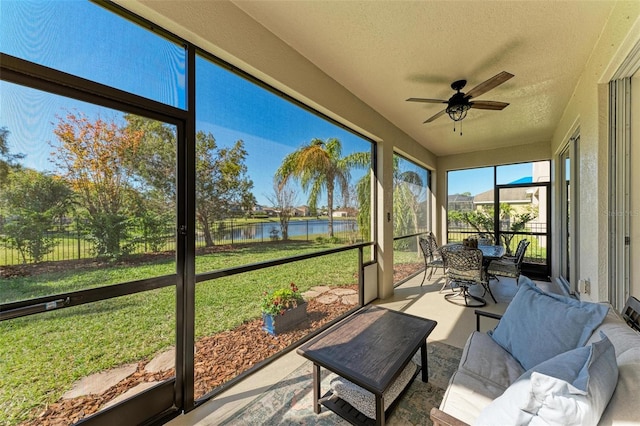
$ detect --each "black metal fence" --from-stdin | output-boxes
[448,222,547,264]
[0,218,359,266]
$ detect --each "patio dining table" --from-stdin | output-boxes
[441,243,505,261]
[441,243,505,304]
[476,244,506,261]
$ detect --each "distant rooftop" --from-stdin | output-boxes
[508,176,533,184]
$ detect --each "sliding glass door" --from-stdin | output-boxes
[496,183,550,278]
[1,2,187,424]
[0,79,183,425]
[447,161,551,279]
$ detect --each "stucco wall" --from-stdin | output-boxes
[632,72,640,301]
[550,1,640,302]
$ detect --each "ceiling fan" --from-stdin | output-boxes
[406,71,514,134]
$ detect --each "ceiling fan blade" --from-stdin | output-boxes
[470,100,510,110]
[406,97,448,104]
[424,109,446,123]
[464,71,514,100]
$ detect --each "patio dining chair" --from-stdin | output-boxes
[440,245,490,307]
[419,234,444,286]
[469,233,494,246]
[486,239,530,283]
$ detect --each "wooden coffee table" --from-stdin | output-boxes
[296,305,437,426]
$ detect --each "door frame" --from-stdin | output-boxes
[495,182,552,280]
[1,53,190,425]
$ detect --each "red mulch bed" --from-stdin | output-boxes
[23,289,357,426]
[17,260,422,425]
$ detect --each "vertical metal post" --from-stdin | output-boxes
[358,246,365,307]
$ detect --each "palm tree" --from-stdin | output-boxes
[276,138,350,237]
[349,153,424,242]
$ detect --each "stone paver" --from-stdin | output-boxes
[309,286,331,294]
[316,293,339,304]
[101,381,159,409]
[62,364,137,399]
[302,290,321,300]
[145,348,175,373]
[341,294,359,305]
[330,288,357,296]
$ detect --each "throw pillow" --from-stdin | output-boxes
[474,333,618,426]
[489,279,608,370]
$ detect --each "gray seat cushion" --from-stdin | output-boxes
[458,331,525,389]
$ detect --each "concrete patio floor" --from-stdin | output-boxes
[166,271,553,425]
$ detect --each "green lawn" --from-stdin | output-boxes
[0,241,367,425]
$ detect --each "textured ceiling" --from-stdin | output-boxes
[231,0,616,156]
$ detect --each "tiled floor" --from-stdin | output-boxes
[166,272,551,425]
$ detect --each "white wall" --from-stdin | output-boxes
[550,1,640,302]
[631,71,640,299]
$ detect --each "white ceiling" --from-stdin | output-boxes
[231,0,617,156]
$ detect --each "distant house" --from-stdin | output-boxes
[473,187,532,209]
[448,193,474,212]
[332,210,349,218]
[292,206,310,217]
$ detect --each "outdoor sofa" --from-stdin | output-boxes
[431,276,640,426]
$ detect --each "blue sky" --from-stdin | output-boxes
[1,1,531,206]
[448,163,536,196]
[0,1,371,207]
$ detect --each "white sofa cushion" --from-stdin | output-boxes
[598,356,640,425]
[439,369,507,425]
[474,334,618,426]
[587,307,640,360]
[439,331,524,424]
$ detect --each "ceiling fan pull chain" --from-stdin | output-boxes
[460,120,463,136]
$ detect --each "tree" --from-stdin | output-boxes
[393,168,425,238]
[448,208,494,235]
[1,169,73,263]
[51,111,143,258]
[195,133,254,247]
[123,115,178,252]
[500,205,538,254]
[347,153,425,243]
[354,173,371,241]
[125,116,255,247]
[124,115,177,206]
[0,127,24,188]
[448,203,538,255]
[276,138,350,238]
[265,178,298,241]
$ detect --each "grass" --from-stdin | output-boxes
[0,240,367,425]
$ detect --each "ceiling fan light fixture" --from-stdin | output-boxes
[446,103,470,122]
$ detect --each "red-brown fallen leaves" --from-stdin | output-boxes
[18,263,423,425]
[21,288,356,426]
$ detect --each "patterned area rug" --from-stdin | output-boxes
[220,341,462,425]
